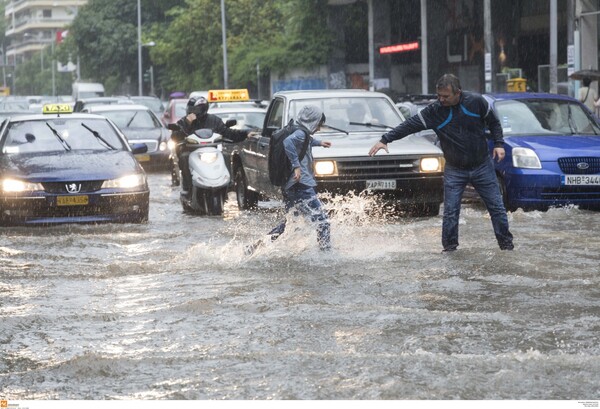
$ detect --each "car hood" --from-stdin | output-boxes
[1,150,143,181]
[312,131,442,159]
[506,135,600,160]
[120,127,165,141]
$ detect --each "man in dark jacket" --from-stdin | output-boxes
[369,74,513,252]
[172,97,250,192]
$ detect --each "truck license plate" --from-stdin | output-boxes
[366,180,396,190]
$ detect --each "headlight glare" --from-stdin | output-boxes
[101,174,146,189]
[200,152,219,164]
[420,157,442,172]
[167,139,177,151]
[159,141,168,151]
[512,147,541,169]
[314,160,337,176]
[2,178,43,192]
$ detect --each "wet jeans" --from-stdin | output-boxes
[268,183,331,250]
[442,159,514,250]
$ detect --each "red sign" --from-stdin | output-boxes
[56,30,68,44]
[379,41,420,55]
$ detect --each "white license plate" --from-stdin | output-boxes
[366,179,396,190]
[561,174,600,185]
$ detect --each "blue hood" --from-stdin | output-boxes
[506,134,600,160]
[1,150,143,182]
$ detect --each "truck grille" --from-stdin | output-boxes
[329,156,440,181]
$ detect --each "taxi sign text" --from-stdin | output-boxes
[207,89,250,102]
[43,104,73,114]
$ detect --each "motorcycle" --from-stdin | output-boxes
[167,121,235,216]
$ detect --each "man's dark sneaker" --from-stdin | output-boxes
[500,243,514,250]
[442,247,457,253]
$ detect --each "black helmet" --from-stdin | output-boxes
[186,96,209,116]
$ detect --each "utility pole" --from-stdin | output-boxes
[550,0,558,93]
[484,0,493,92]
[221,0,228,88]
[420,0,428,94]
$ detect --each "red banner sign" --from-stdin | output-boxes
[379,41,420,55]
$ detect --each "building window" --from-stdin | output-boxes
[43,9,52,18]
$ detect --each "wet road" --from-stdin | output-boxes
[1,172,599,399]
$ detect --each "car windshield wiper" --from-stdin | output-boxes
[126,112,138,128]
[322,124,349,134]
[81,122,117,150]
[566,104,578,134]
[46,122,71,151]
[349,121,395,130]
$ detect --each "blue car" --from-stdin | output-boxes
[484,92,600,212]
[0,104,150,225]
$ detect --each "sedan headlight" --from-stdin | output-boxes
[512,147,541,169]
[2,178,44,193]
[101,174,146,189]
[167,139,177,151]
[419,157,443,172]
[314,160,337,176]
[159,141,168,151]
[200,152,219,164]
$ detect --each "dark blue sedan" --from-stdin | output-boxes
[484,93,600,212]
[0,105,150,225]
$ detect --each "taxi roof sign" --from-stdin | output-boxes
[207,89,250,103]
[43,103,73,114]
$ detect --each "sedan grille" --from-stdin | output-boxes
[42,181,104,194]
[558,157,600,174]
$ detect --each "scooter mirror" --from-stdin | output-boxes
[225,119,237,128]
[167,123,180,132]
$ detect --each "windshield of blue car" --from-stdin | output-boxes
[495,99,600,136]
[289,97,403,132]
[2,118,128,154]
[100,109,162,129]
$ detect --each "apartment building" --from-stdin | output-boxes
[4,0,87,65]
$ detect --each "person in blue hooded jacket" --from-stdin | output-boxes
[369,74,514,252]
[246,105,332,255]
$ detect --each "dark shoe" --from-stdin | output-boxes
[442,246,457,253]
[500,243,514,250]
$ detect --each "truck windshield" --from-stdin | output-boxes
[289,97,403,133]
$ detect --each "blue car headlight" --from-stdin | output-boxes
[101,174,147,189]
[512,147,542,169]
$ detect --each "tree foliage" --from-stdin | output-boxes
[12,0,332,97]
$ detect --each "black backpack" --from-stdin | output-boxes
[268,119,311,187]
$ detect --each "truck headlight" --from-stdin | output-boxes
[512,147,541,169]
[102,174,146,189]
[314,160,337,176]
[2,178,44,192]
[200,152,219,164]
[419,157,442,172]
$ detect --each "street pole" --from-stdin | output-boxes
[51,31,56,97]
[221,0,228,88]
[420,0,428,94]
[550,0,558,93]
[367,0,374,91]
[484,0,493,92]
[137,0,143,96]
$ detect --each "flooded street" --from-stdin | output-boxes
[1,172,599,400]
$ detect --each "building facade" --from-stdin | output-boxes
[4,0,87,65]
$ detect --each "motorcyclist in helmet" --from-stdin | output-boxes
[171,96,251,192]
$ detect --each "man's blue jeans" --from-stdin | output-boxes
[268,183,331,250]
[442,159,514,250]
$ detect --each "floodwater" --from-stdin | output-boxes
[1,172,599,400]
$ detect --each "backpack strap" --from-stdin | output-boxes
[295,125,311,161]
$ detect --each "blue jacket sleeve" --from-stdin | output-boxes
[482,99,505,147]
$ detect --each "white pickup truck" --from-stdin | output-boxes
[224,89,445,216]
